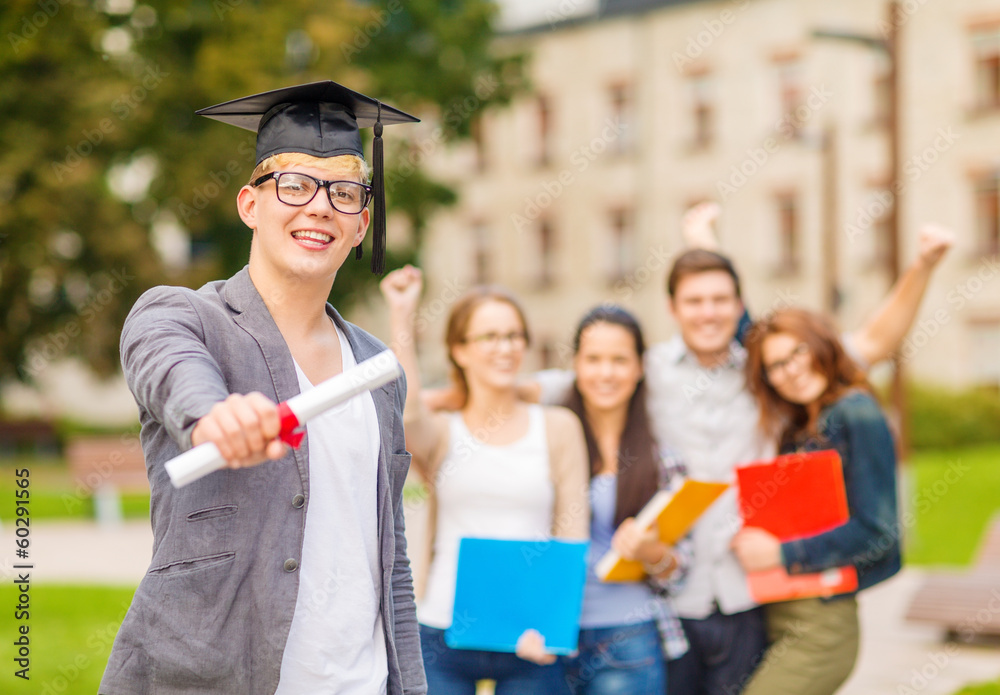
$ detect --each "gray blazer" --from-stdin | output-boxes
[100,267,426,694]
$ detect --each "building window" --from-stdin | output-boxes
[973,26,1000,111]
[604,208,633,284]
[776,193,800,273]
[472,222,490,284]
[969,320,1000,385]
[537,218,556,288]
[608,83,634,155]
[872,203,892,269]
[775,57,804,138]
[690,73,714,148]
[974,173,1000,256]
[860,186,893,269]
[872,53,891,128]
[537,95,553,167]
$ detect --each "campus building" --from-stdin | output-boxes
[6,0,1000,428]
[371,0,1000,389]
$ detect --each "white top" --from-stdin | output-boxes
[418,405,554,629]
[276,324,387,695]
[644,337,773,618]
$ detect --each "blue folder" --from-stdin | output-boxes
[444,537,589,655]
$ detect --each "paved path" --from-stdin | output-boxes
[4,516,998,694]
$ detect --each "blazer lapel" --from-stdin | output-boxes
[224,266,309,485]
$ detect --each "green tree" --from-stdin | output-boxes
[0,0,522,388]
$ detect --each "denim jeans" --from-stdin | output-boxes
[564,620,666,695]
[420,624,570,695]
[666,607,767,695]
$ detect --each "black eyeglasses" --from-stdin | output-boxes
[764,342,810,381]
[463,331,528,350]
[252,172,372,214]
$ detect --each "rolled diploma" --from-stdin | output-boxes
[165,349,401,488]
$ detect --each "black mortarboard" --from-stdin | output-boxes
[196,80,419,274]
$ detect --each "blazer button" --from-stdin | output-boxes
[292,494,305,509]
[284,558,298,572]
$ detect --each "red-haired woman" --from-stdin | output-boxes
[732,308,901,695]
[381,265,589,695]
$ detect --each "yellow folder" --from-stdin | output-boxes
[595,479,729,582]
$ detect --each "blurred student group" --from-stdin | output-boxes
[375,3,999,691]
[375,189,946,692]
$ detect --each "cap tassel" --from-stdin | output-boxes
[371,103,386,275]
[354,131,363,262]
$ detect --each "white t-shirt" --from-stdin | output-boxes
[418,406,554,629]
[276,324,387,694]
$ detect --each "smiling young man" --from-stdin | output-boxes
[100,82,426,695]
[644,250,771,695]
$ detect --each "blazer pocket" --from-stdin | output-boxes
[186,504,238,522]
[148,551,236,577]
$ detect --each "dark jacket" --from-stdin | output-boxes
[780,390,902,592]
[100,267,426,694]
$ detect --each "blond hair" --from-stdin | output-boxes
[249,151,371,184]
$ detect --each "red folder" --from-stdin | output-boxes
[736,450,858,603]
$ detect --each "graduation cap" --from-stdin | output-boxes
[196,81,419,274]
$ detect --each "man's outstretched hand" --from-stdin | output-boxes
[191,392,287,468]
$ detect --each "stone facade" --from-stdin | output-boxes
[367,0,1000,388]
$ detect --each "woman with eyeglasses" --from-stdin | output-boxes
[380,265,589,695]
[559,305,692,694]
[732,308,901,695]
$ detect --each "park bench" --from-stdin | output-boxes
[0,418,59,456]
[905,515,1000,642]
[65,435,148,527]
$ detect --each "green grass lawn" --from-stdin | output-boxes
[955,683,1000,695]
[0,584,136,693]
[903,444,1000,566]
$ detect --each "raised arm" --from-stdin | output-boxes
[380,265,446,476]
[846,224,955,366]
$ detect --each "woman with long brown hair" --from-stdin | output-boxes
[733,308,901,695]
[560,304,691,694]
[380,265,589,695]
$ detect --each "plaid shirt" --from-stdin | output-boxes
[617,449,693,660]
[651,450,693,659]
